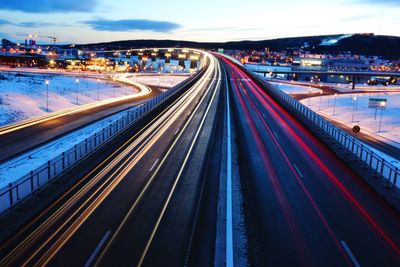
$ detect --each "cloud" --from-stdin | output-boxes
[0,0,99,13]
[0,18,10,25]
[185,27,262,33]
[17,21,53,28]
[0,18,53,28]
[338,14,378,22]
[83,18,181,33]
[355,0,400,5]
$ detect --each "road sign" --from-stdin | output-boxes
[352,125,360,134]
[368,98,387,109]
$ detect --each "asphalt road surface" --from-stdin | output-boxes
[0,53,223,267]
[1,52,400,267]
[218,54,400,266]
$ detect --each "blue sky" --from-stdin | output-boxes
[0,0,399,44]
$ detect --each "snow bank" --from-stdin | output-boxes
[0,71,136,126]
[270,82,322,94]
[301,92,400,144]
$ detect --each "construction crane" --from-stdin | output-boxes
[17,33,58,45]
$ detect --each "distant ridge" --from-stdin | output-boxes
[75,34,400,59]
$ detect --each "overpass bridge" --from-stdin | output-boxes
[251,68,400,89]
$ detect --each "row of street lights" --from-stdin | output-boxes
[330,93,359,123]
[45,78,104,110]
[318,93,385,133]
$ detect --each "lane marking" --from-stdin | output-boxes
[225,66,234,267]
[293,164,304,178]
[340,241,361,267]
[149,158,159,172]
[84,231,111,267]
[136,56,222,266]
[174,128,180,135]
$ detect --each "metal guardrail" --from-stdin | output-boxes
[0,58,209,214]
[245,68,400,189]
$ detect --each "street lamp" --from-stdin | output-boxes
[45,80,49,111]
[97,79,100,101]
[378,101,387,132]
[76,79,80,105]
[332,93,338,115]
[351,96,357,123]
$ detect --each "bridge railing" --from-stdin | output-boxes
[0,60,208,214]
[246,69,400,188]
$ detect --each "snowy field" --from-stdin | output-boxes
[118,73,189,88]
[301,92,400,144]
[0,72,137,126]
[270,82,322,94]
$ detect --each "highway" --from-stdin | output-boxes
[217,54,400,266]
[0,52,223,266]
[1,51,400,267]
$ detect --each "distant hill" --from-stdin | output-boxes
[76,34,400,59]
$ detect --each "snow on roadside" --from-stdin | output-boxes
[300,92,400,144]
[270,81,322,94]
[0,71,137,126]
[117,73,189,88]
[0,107,132,188]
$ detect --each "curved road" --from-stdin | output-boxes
[0,83,159,163]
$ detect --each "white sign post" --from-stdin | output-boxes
[368,98,387,121]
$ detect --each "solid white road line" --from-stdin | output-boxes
[293,164,304,178]
[225,69,234,267]
[84,231,111,267]
[137,56,222,266]
[340,241,361,267]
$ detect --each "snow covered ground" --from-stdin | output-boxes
[0,72,137,126]
[331,84,400,93]
[0,106,133,189]
[301,92,400,143]
[270,81,322,94]
[117,73,189,88]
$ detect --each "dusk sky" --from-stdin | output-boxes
[0,0,399,44]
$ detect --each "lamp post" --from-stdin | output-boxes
[355,94,358,111]
[378,102,386,132]
[332,93,338,115]
[351,96,357,123]
[45,80,49,111]
[97,79,100,101]
[76,79,79,105]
